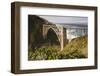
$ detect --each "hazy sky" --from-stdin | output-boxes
[39,15,88,26]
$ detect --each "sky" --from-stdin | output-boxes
[39,15,88,27]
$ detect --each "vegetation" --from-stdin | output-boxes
[28,35,88,60]
[28,46,60,60]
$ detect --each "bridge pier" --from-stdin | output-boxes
[60,26,66,51]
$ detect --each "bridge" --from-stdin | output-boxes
[42,24,87,51]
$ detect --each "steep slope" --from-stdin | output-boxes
[28,15,53,49]
[61,35,88,58]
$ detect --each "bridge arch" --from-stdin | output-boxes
[43,24,66,51]
[43,24,60,41]
[46,28,60,45]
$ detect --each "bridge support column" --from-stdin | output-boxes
[61,26,66,51]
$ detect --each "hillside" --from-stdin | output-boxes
[60,35,88,58]
[28,15,53,50]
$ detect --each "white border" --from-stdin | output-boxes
[20,6,95,70]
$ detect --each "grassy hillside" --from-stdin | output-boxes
[28,35,88,60]
[59,35,88,59]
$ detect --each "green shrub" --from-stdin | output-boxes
[28,46,60,60]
